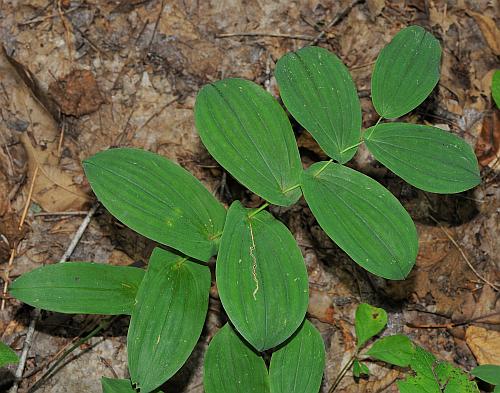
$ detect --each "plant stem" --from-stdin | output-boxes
[314,159,333,177]
[340,141,363,154]
[248,202,269,218]
[328,353,357,393]
[283,184,301,193]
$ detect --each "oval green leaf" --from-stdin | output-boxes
[276,46,362,163]
[366,334,415,366]
[371,25,442,119]
[355,303,388,349]
[194,78,302,206]
[0,341,18,368]
[301,163,418,280]
[83,148,226,261]
[365,123,480,193]
[128,248,211,392]
[217,201,309,351]
[10,263,144,315]
[269,320,325,393]
[471,365,500,385]
[101,378,136,393]
[204,324,270,393]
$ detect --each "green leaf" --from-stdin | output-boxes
[397,347,480,393]
[204,324,270,393]
[269,320,326,393]
[101,378,136,393]
[366,334,415,367]
[494,385,500,393]
[301,162,418,280]
[0,341,18,367]
[492,70,500,109]
[217,201,309,351]
[194,78,302,206]
[10,263,144,315]
[83,148,226,261]
[371,25,441,119]
[354,304,388,349]
[352,360,370,377]
[471,364,500,385]
[435,362,480,393]
[365,123,480,193]
[128,248,210,392]
[275,46,362,163]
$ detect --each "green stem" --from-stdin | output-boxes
[363,116,383,138]
[314,159,333,177]
[28,317,117,392]
[340,141,363,154]
[328,352,357,393]
[248,202,269,218]
[283,184,301,194]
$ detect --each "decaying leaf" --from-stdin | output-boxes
[466,326,500,365]
[0,49,90,212]
[48,69,104,117]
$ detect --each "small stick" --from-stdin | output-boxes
[34,211,89,217]
[18,166,39,230]
[429,216,499,292]
[217,32,317,41]
[0,248,16,310]
[310,0,364,46]
[9,203,99,393]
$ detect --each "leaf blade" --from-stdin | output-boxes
[83,148,226,261]
[269,320,325,393]
[471,364,500,385]
[0,341,19,368]
[10,263,144,315]
[355,304,388,349]
[217,201,309,351]
[101,378,136,393]
[128,248,211,392]
[276,46,362,163]
[372,25,442,119]
[301,163,418,280]
[365,123,480,193]
[194,78,302,206]
[204,324,270,393]
[366,334,415,366]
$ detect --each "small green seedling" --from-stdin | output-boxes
[9,25,480,392]
[334,303,482,393]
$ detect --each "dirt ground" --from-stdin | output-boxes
[0,0,499,392]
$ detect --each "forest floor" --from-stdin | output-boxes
[0,0,499,392]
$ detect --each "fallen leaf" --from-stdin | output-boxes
[466,326,500,364]
[49,69,104,117]
[467,12,500,55]
[474,111,500,167]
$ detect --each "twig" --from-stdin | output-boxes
[328,353,357,393]
[216,32,318,41]
[1,248,16,310]
[18,166,39,230]
[429,215,499,292]
[407,311,500,329]
[34,211,89,217]
[2,166,39,310]
[310,0,364,45]
[9,203,100,393]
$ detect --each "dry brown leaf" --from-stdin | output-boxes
[466,326,500,364]
[48,69,104,117]
[0,49,90,212]
[366,0,385,19]
[475,110,500,167]
[467,12,500,55]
